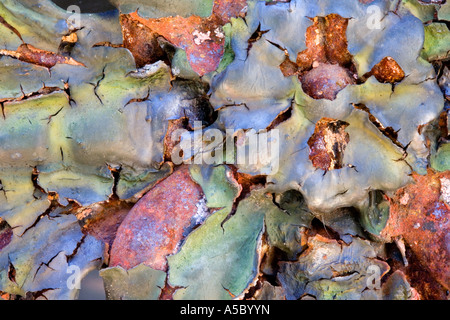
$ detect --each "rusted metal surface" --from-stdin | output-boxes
[279,56,299,77]
[119,14,170,68]
[296,14,353,71]
[381,170,450,291]
[0,43,85,69]
[367,56,405,83]
[109,165,208,271]
[307,118,350,171]
[95,1,247,74]
[0,218,12,252]
[295,13,356,100]
[126,0,247,76]
[279,14,357,100]
[212,0,247,23]
[280,13,406,100]
[128,12,224,76]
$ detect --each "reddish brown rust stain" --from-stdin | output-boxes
[280,13,405,100]
[127,1,247,76]
[386,241,448,299]
[119,14,169,68]
[321,14,353,67]
[296,16,327,69]
[229,165,264,196]
[367,56,405,84]
[0,43,85,69]
[279,14,357,100]
[266,105,292,131]
[158,280,184,300]
[279,56,299,77]
[381,170,450,291]
[0,218,13,252]
[93,14,170,68]
[212,0,247,24]
[307,118,350,171]
[109,165,207,271]
[76,200,133,248]
[296,14,353,72]
[128,13,224,76]
[438,110,448,139]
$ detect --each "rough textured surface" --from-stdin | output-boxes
[210,0,444,211]
[125,0,246,75]
[167,189,266,300]
[369,56,406,83]
[118,13,169,68]
[278,234,391,300]
[381,170,450,290]
[109,165,207,271]
[307,117,350,170]
[0,206,104,299]
[76,200,134,248]
[300,63,355,100]
[0,0,448,301]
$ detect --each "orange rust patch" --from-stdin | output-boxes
[279,14,357,100]
[381,170,450,291]
[212,0,247,24]
[109,165,208,271]
[76,200,133,248]
[0,43,85,69]
[119,14,169,68]
[127,0,246,76]
[229,165,264,195]
[128,12,224,76]
[281,13,405,100]
[386,242,448,299]
[279,56,299,77]
[61,32,77,44]
[438,110,448,139]
[307,118,350,171]
[368,56,405,84]
[296,14,353,72]
[322,14,353,68]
